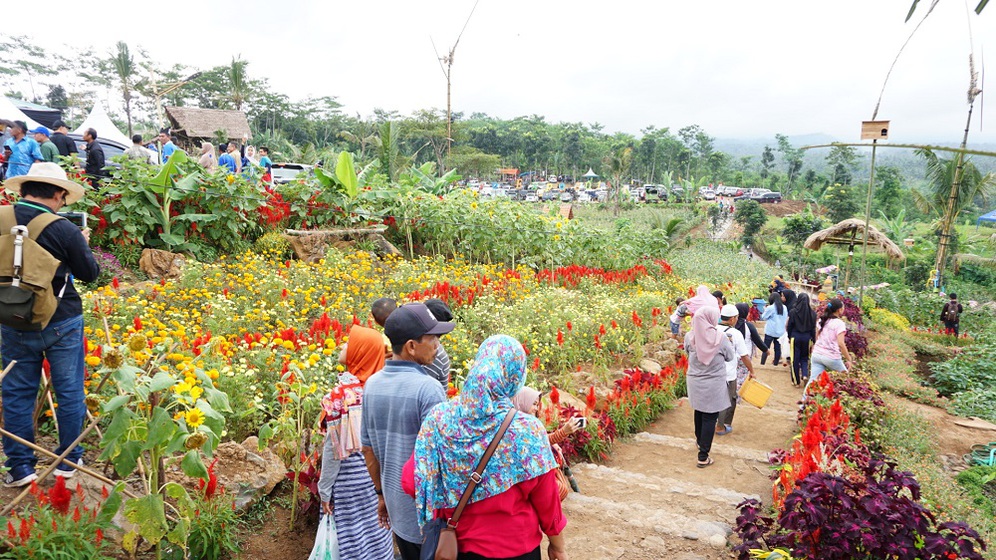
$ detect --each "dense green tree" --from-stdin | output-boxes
[776,133,804,193]
[822,183,861,223]
[826,145,861,186]
[735,200,768,246]
[782,206,827,246]
[760,146,775,179]
[873,166,904,216]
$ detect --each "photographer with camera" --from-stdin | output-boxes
[1,162,99,487]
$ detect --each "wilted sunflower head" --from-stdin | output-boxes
[102,349,124,369]
[184,432,208,449]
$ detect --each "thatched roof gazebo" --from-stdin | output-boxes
[164,106,251,152]
[804,218,905,289]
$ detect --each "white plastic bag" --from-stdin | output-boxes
[309,515,340,560]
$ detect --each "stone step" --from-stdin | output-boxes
[562,491,731,547]
[573,462,761,508]
[632,432,770,463]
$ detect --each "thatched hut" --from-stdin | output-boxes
[164,106,251,152]
[804,218,905,287]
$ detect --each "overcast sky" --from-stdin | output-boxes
[6,0,996,144]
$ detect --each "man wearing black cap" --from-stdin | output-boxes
[422,298,453,390]
[49,121,78,159]
[361,302,453,560]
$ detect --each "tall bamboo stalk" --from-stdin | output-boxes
[934,56,982,286]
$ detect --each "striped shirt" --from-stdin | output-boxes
[361,360,446,543]
[422,345,451,389]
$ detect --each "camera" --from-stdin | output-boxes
[57,212,87,229]
[573,416,588,429]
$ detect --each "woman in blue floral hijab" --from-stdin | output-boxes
[413,334,569,560]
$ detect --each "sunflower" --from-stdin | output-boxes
[184,408,206,428]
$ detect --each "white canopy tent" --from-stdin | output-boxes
[0,96,43,130]
[73,103,133,146]
[582,167,599,178]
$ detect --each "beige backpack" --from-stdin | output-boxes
[0,206,66,331]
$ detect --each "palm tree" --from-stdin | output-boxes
[228,57,249,112]
[606,146,632,216]
[912,149,995,225]
[111,41,136,136]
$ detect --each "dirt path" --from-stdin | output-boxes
[555,356,800,559]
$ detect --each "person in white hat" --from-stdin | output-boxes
[716,304,755,436]
[1,162,99,488]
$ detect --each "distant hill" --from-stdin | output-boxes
[715,134,996,177]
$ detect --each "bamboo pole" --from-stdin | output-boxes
[858,139,879,306]
[0,427,141,501]
[0,361,14,385]
[284,226,387,236]
[41,374,60,433]
[0,419,100,517]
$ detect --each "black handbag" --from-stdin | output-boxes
[421,409,517,560]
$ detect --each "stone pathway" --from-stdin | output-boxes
[556,355,800,559]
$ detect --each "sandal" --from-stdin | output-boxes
[697,457,715,468]
[716,426,733,436]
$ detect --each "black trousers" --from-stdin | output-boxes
[693,410,719,462]
[790,334,812,385]
[396,534,422,560]
[761,334,781,365]
[944,320,959,337]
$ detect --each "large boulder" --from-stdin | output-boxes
[286,232,402,263]
[166,436,286,510]
[138,249,185,279]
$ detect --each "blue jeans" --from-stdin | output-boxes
[804,353,847,395]
[2,315,86,473]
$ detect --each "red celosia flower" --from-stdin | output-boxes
[134,316,143,331]
[586,387,597,411]
[557,329,564,346]
[48,476,72,515]
[566,321,573,331]
[95,528,104,545]
[594,334,602,349]
[550,386,560,406]
[111,277,120,289]
[611,320,619,329]
[533,357,540,370]
[599,324,606,335]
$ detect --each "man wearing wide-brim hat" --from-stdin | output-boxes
[1,162,99,488]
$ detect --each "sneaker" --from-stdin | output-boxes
[55,458,83,479]
[3,467,38,488]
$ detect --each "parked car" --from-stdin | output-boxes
[752,192,783,203]
[69,133,157,167]
[541,190,559,202]
[700,188,716,200]
[559,191,575,203]
[271,163,314,185]
[645,186,667,203]
[671,185,685,197]
[525,191,539,203]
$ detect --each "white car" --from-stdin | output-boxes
[701,189,716,200]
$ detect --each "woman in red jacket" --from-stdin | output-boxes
[405,335,569,560]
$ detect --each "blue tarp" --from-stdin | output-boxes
[978,210,996,228]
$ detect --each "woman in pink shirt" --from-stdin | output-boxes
[806,298,854,389]
[406,335,569,560]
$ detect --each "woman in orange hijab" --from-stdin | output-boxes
[316,325,393,559]
[344,325,388,383]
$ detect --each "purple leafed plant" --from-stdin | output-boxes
[734,459,986,560]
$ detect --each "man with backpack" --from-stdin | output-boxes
[1,162,100,487]
[940,293,964,336]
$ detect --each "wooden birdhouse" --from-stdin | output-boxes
[861,121,890,140]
